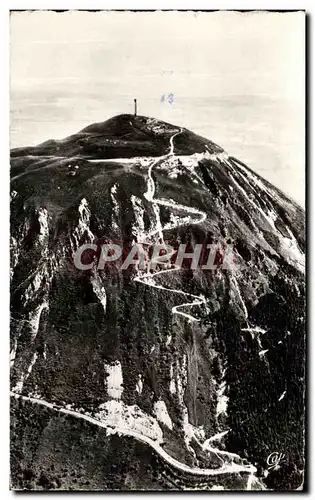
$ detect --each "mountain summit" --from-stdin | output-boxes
[11,114,223,160]
[10,115,305,491]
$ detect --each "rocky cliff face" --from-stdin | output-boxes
[10,114,305,491]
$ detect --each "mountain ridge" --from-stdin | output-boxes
[10,114,223,160]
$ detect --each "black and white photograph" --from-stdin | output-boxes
[9,9,306,491]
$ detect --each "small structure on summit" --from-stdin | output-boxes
[134,98,137,117]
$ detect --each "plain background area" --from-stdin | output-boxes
[2,1,310,498]
[10,9,305,206]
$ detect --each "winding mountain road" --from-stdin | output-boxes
[135,127,207,322]
[11,391,257,483]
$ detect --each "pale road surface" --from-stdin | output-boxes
[134,127,208,322]
[11,391,256,481]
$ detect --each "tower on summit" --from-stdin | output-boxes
[134,98,137,117]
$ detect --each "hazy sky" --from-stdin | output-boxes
[10,11,305,205]
[11,10,304,100]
